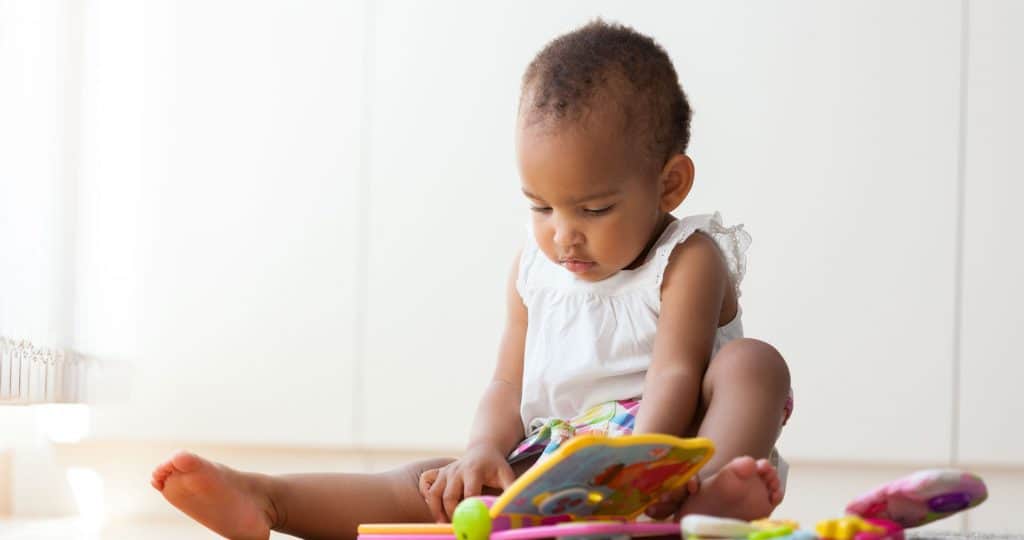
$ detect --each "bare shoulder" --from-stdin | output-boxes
[661,231,738,327]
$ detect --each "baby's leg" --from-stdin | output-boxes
[152,450,453,540]
[676,338,791,520]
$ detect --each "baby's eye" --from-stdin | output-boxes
[530,206,552,214]
[583,205,614,216]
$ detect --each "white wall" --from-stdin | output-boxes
[75,0,367,446]
[3,0,1023,532]
[0,0,79,346]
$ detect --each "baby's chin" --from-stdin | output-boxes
[543,253,627,282]
[567,264,623,283]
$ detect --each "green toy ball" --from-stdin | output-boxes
[452,498,492,540]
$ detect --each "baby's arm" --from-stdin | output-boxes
[634,232,729,436]
[638,233,789,520]
[422,253,527,521]
[466,252,528,455]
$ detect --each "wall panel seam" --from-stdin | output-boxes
[951,0,970,470]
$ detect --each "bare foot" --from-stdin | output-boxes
[676,456,783,521]
[151,450,276,540]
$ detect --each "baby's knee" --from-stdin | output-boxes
[393,458,455,491]
[710,338,790,391]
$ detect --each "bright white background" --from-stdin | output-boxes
[1,0,1022,535]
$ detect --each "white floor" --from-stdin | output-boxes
[1,517,304,540]
[0,517,210,540]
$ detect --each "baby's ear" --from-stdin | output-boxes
[658,154,694,212]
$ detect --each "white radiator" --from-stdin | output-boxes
[0,338,87,405]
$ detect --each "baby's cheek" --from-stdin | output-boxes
[533,234,557,261]
[610,234,646,268]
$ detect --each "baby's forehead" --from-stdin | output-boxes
[523,109,655,165]
[517,116,656,199]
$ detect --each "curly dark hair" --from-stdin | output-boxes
[520,20,691,170]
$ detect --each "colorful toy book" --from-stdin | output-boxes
[358,433,715,540]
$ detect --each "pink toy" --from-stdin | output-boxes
[845,469,987,528]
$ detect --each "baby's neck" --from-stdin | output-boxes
[624,213,674,270]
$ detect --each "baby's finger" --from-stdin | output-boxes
[644,485,689,519]
[644,497,682,520]
[419,468,439,498]
[442,473,465,522]
[660,485,689,504]
[496,462,516,490]
[463,470,482,499]
[426,470,448,523]
[669,478,702,521]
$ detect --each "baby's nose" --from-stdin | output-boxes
[553,220,583,247]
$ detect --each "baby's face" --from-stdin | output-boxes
[516,116,666,282]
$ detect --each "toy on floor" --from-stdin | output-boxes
[359,433,715,540]
[681,515,813,539]
[680,468,987,540]
[357,433,988,540]
[844,469,987,528]
[813,516,903,540]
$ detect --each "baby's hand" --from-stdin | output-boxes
[418,445,516,522]
[644,477,699,520]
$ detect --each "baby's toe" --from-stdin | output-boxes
[770,489,785,505]
[152,463,173,482]
[170,450,203,474]
[727,456,758,478]
[755,460,779,481]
